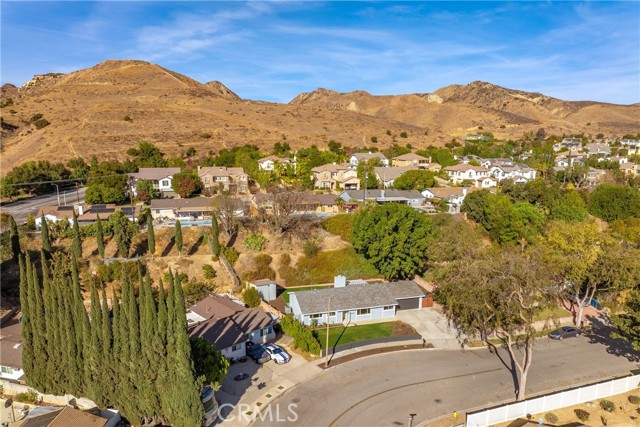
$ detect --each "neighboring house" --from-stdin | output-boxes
[253,192,341,215]
[586,143,611,157]
[586,168,608,187]
[149,198,214,221]
[620,139,640,149]
[0,314,24,382]
[19,406,120,427]
[620,162,640,177]
[258,155,296,172]
[554,153,587,168]
[480,158,513,168]
[374,166,418,188]
[422,187,475,213]
[391,153,431,168]
[197,166,249,194]
[553,138,582,151]
[475,177,498,188]
[349,152,389,166]
[311,163,360,190]
[463,134,489,142]
[444,164,490,184]
[458,155,483,164]
[608,156,629,165]
[36,204,141,228]
[339,189,426,207]
[490,164,537,182]
[130,167,181,197]
[289,276,426,326]
[187,295,277,360]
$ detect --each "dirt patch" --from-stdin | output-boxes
[391,321,417,337]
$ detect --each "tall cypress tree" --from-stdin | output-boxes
[210,215,221,257]
[147,212,155,257]
[100,286,113,404]
[87,283,105,405]
[40,214,52,256]
[32,253,48,391]
[19,256,35,386]
[72,210,82,258]
[139,274,161,423]
[9,215,21,262]
[175,220,183,257]
[96,214,105,259]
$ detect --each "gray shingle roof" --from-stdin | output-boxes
[292,281,425,315]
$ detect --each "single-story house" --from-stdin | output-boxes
[620,162,639,177]
[475,177,498,188]
[349,152,389,166]
[258,155,296,171]
[36,204,141,228]
[391,153,431,168]
[187,295,277,360]
[149,198,214,221]
[19,406,120,427]
[422,187,477,213]
[586,143,611,157]
[253,192,341,215]
[374,166,418,188]
[35,205,76,229]
[289,276,426,326]
[339,189,426,207]
[130,167,181,197]
[0,314,24,382]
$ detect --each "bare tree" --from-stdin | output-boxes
[259,187,303,234]
[212,194,245,238]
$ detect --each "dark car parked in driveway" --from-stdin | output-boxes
[548,326,581,340]
[246,341,271,363]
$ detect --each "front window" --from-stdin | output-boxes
[161,180,169,187]
[261,327,271,336]
[310,313,323,319]
[1,366,14,374]
[232,344,242,351]
[383,306,394,310]
[357,308,371,316]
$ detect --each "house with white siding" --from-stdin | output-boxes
[444,164,490,184]
[490,164,537,182]
[339,189,426,207]
[0,314,25,382]
[289,276,426,326]
[258,155,296,171]
[129,167,181,197]
[349,152,389,166]
[187,295,277,360]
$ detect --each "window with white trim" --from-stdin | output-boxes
[383,306,395,310]
[356,308,371,316]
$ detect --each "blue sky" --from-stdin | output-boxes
[1,1,639,104]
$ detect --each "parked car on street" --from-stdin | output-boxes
[548,326,581,340]
[246,341,271,363]
[264,343,291,364]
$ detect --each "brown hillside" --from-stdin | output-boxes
[1,60,638,171]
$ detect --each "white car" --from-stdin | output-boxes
[264,343,291,364]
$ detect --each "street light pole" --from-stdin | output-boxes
[324,296,332,369]
[52,184,60,206]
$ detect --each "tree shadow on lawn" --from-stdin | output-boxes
[583,313,639,363]
[188,234,204,256]
[161,237,175,257]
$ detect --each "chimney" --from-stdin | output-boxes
[197,165,201,172]
[381,189,385,198]
[76,204,84,216]
[334,276,347,288]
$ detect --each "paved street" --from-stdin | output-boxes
[251,330,639,427]
[0,187,86,224]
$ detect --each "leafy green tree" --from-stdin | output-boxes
[353,204,432,279]
[127,141,168,167]
[209,215,221,256]
[190,337,229,389]
[113,212,132,258]
[9,215,21,261]
[357,158,381,190]
[96,214,105,259]
[242,286,261,307]
[588,184,640,222]
[611,290,640,351]
[72,210,82,258]
[393,170,437,190]
[171,171,202,198]
[549,189,589,222]
[175,220,183,257]
[136,179,160,203]
[147,212,155,257]
[416,148,458,167]
[461,189,491,224]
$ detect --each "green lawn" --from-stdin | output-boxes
[534,305,571,322]
[316,322,395,349]
[280,247,380,287]
[280,285,332,304]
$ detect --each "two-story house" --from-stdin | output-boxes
[374,166,418,188]
[311,163,360,190]
[130,167,181,197]
[391,153,431,168]
[490,164,537,183]
[257,155,296,172]
[444,164,490,184]
[349,152,389,166]
[198,166,249,194]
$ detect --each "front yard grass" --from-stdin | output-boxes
[316,321,416,349]
[534,305,571,322]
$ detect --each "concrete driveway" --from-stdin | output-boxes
[396,308,465,349]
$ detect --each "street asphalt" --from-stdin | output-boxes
[0,187,87,225]
[251,329,640,427]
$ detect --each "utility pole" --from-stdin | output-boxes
[75,182,80,204]
[128,176,136,222]
[406,413,416,427]
[53,184,60,206]
[363,169,367,206]
[324,296,331,369]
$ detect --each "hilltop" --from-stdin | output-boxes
[1,60,638,170]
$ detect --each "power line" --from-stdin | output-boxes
[3,173,132,187]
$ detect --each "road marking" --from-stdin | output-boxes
[328,367,504,426]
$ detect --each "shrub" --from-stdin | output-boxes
[400,131,408,138]
[184,280,211,305]
[280,253,291,266]
[386,130,392,136]
[544,413,558,424]
[200,132,212,139]
[303,238,322,258]
[629,395,640,405]
[600,400,615,412]
[202,264,216,279]
[322,214,353,242]
[123,115,132,122]
[574,409,590,421]
[0,98,13,108]
[243,234,267,251]
[242,254,275,282]
[242,287,261,308]
[279,315,321,355]
[16,389,40,404]
[33,118,50,129]
[221,246,239,266]
[370,136,378,143]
